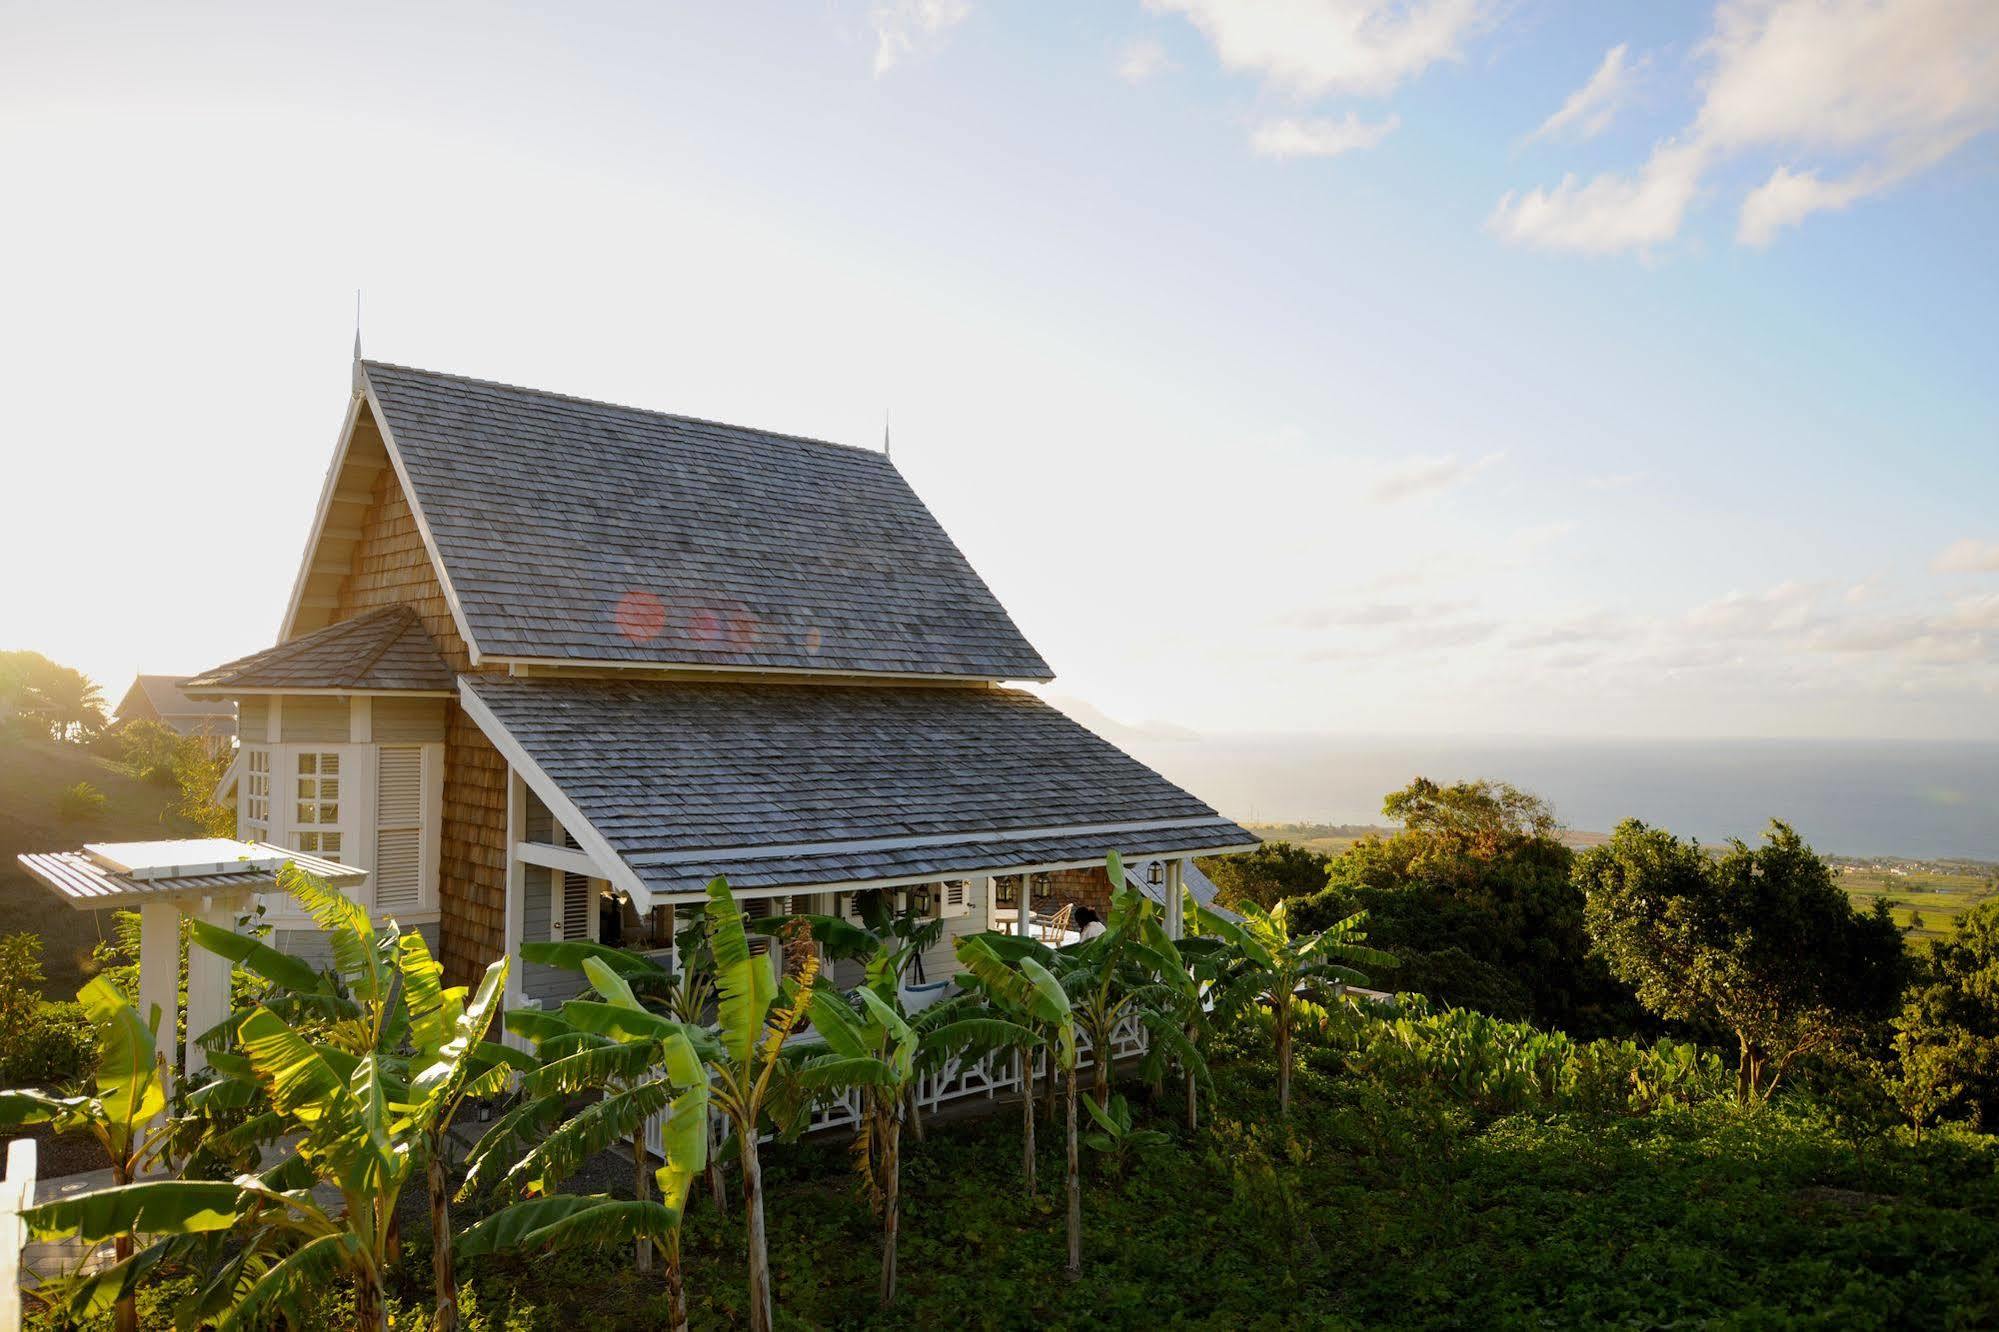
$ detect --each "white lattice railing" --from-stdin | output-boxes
[638,1008,1152,1159]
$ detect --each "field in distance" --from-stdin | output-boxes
[1833,859,1999,945]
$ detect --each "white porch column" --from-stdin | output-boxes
[1164,859,1186,941]
[1015,875,1034,941]
[137,901,180,1092]
[184,898,239,1078]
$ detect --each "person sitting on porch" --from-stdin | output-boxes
[1074,906,1106,941]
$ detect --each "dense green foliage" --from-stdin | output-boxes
[1893,898,1999,1131]
[0,933,97,1087]
[1578,820,1906,1102]
[35,1012,1999,1330]
[1287,779,1640,1036]
[1200,841,1341,912]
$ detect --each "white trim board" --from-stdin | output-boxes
[632,843,1261,905]
[494,657,1039,685]
[357,370,484,664]
[456,680,653,908]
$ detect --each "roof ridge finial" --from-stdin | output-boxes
[351,289,364,394]
[883,407,891,458]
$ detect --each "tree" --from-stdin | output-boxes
[13,656,107,742]
[699,878,818,1332]
[461,951,713,1332]
[27,870,514,1330]
[1576,820,1906,1105]
[1286,778,1640,1037]
[1890,899,1999,1131]
[1196,898,1392,1115]
[953,935,1081,1272]
[1200,841,1334,912]
[0,977,170,1332]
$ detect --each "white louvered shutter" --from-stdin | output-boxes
[938,880,971,920]
[374,746,424,913]
[560,872,593,941]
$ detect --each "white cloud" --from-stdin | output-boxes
[1493,0,1999,253]
[1932,538,1999,574]
[1368,450,1503,503]
[1488,141,1705,255]
[1116,37,1176,83]
[1148,0,1495,98]
[1528,43,1639,143]
[870,0,971,76]
[1251,113,1400,158]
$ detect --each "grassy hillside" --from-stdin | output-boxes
[0,731,197,995]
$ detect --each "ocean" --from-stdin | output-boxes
[1114,734,1999,862]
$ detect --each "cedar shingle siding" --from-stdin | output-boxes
[334,466,505,985]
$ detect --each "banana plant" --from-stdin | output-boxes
[23,871,514,1331]
[953,935,1083,1273]
[780,947,1033,1307]
[0,976,169,1332]
[1081,1092,1170,1181]
[460,953,715,1332]
[703,876,819,1332]
[1052,854,1190,1108]
[1196,898,1394,1115]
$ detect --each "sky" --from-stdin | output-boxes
[1,0,1995,743]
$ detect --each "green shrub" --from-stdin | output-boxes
[56,779,106,821]
[0,933,47,1039]
[1,1000,95,1087]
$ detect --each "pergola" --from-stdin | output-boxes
[15,839,364,1086]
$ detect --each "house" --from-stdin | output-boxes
[19,355,1254,1082]
[111,675,237,748]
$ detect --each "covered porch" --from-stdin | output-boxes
[461,674,1253,1014]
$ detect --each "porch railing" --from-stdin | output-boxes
[638,1008,1150,1159]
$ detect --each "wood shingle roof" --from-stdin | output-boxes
[359,362,1053,681]
[463,676,1254,899]
[185,606,455,694]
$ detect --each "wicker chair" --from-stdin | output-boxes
[1038,903,1075,943]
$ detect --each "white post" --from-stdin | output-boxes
[137,900,180,1096]
[1016,875,1034,941]
[0,1137,36,1332]
[1164,859,1186,941]
[183,898,238,1079]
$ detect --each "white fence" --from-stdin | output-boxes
[642,1009,1150,1157]
[0,1139,36,1332]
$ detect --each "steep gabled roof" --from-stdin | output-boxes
[296,362,1052,681]
[185,606,455,695]
[115,675,236,722]
[460,676,1254,902]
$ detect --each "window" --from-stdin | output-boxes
[292,751,344,861]
[244,748,271,838]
